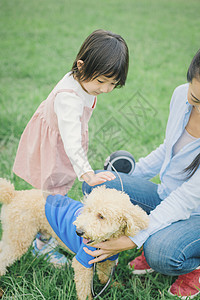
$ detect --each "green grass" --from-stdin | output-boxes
[0,0,200,298]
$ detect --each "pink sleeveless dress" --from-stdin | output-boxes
[13,80,96,195]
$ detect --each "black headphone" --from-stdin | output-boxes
[104,150,135,175]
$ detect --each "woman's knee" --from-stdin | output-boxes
[144,217,200,276]
[143,232,192,276]
[143,237,175,275]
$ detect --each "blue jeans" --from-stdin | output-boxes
[82,170,200,276]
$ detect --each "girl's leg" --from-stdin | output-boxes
[82,170,162,214]
[144,215,200,276]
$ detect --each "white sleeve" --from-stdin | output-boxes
[54,92,93,180]
[130,167,200,248]
[131,141,166,179]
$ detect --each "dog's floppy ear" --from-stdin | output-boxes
[123,205,149,237]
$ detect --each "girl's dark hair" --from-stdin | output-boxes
[71,29,129,88]
[184,49,200,179]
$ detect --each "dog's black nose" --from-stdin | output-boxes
[76,228,84,237]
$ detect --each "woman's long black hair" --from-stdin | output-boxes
[184,49,200,179]
[184,153,200,179]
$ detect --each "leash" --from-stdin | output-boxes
[108,161,124,192]
[91,162,123,298]
[91,259,118,299]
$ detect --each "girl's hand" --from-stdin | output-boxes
[81,171,116,186]
[83,236,136,264]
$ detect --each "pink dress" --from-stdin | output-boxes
[13,76,96,195]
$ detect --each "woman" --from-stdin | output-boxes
[82,49,200,299]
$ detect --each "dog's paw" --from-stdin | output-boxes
[0,267,7,276]
[98,274,110,285]
[97,267,110,284]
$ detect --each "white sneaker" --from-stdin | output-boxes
[32,237,69,268]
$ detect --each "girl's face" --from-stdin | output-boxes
[77,60,118,95]
[80,75,117,96]
[187,78,200,113]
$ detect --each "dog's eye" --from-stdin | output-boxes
[98,213,104,219]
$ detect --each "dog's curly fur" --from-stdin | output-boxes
[0,178,148,299]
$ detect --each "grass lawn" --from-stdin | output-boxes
[0,0,200,298]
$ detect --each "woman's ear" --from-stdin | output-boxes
[77,60,84,70]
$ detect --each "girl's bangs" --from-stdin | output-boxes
[92,60,126,87]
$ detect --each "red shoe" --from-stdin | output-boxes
[168,269,200,299]
[128,251,154,275]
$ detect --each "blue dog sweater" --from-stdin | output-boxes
[45,194,118,268]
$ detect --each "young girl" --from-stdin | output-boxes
[82,49,200,299]
[13,29,129,265]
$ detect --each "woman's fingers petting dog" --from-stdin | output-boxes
[83,236,136,264]
[83,247,110,264]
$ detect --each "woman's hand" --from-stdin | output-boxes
[83,236,136,264]
[81,171,116,186]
